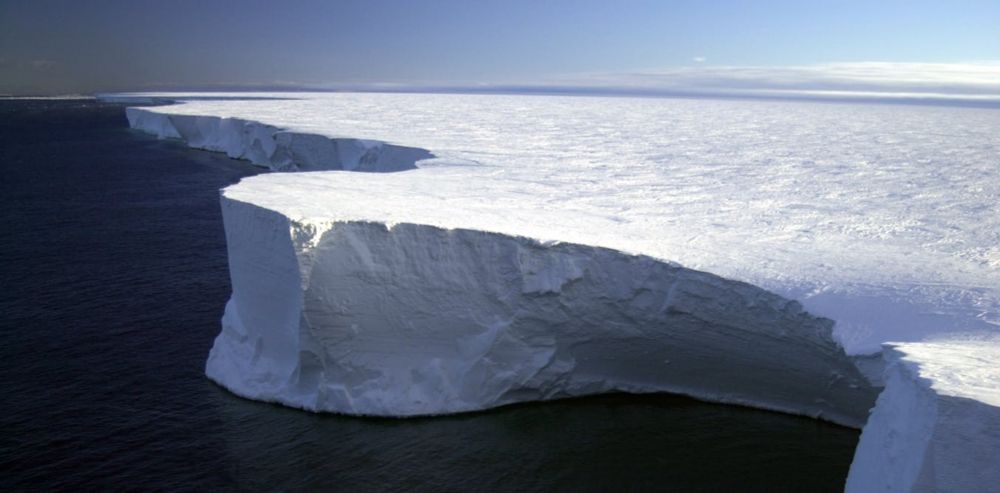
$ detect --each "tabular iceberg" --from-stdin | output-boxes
[114,91,1000,360]
[105,91,1000,491]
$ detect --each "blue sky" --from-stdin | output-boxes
[1,0,998,95]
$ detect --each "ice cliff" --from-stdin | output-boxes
[847,338,1000,492]
[208,194,876,426]
[126,107,432,172]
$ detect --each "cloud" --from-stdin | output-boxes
[303,61,1000,108]
[692,57,707,63]
[547,62,1000,101]
[30,59,57,71]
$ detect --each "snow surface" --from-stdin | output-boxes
[846,336,1000,492]
[118,91,1000,356]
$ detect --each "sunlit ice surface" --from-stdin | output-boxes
[116,91,1000,356]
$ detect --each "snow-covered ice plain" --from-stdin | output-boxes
[109,91,999,489]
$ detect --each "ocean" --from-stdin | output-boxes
[0,99,858,491]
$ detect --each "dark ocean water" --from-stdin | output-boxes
[0,99,859,491]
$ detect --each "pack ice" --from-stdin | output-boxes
[111,92,1000,490]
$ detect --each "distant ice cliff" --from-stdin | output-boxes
[127,107,431,172]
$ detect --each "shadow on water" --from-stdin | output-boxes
[0,99,858,492]
[208,389,859,492]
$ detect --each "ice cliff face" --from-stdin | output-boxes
[126,107,432,172]
[207,195,877,427]
[846,339,1000,492]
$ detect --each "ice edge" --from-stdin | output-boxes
[125,105,433,172]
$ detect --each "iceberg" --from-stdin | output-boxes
[110,92,1000,359]
[103,91,1000,490]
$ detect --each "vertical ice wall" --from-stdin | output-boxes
[847,341,1000,492]
[126,107,432,172]
[205,196,877,426]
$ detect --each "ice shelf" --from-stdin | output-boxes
[112,92,1000,357]
[104,91,1000,491]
